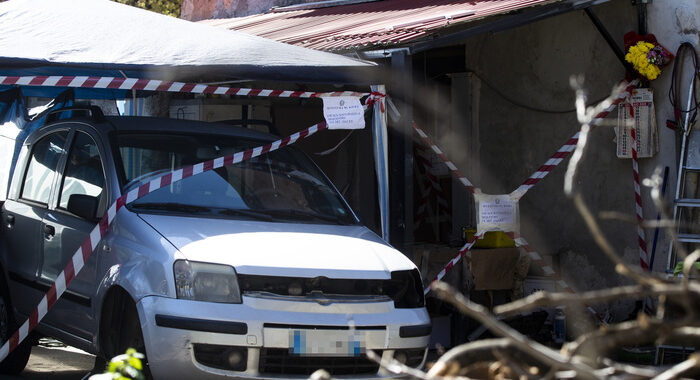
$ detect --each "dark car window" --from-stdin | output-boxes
[115,133,357,225]
[21,131,68,204]
[58,132,106,217]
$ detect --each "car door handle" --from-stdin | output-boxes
[5,214,14,227]
[43,224,55,238]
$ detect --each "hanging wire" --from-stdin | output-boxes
[668,42,699,131]
[449,69,611,114]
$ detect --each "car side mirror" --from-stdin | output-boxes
[67,194,99,221]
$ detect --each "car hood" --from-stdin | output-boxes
[138,213,416,279]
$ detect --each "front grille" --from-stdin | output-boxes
[239,269,424,308]
[258,348,381,376]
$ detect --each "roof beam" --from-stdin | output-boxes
[408,0,611,54]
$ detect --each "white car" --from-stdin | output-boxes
[0,109,431,379]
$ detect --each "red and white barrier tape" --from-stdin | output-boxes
[424,233,482,295]
[0,120,328,362]
[509,82,638,200]
[0,75,370,99]
[629,114,650,271]
[412,122,480,195]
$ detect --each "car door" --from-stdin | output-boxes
[41,129,108,341]
[3,130,69,317]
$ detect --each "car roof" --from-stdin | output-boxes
[42,115,279,142]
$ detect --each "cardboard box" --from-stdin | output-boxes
[470,248,520,290]
[413,244,465,289]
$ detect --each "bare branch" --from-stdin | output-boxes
[651,353,700,380]
[427,338,513,376]
[493,283,698,318]
[598,211,679,229]
[431,282,600,379]
[365,349,436,380]
[492,349,537,380]
[599,358,659,378]
[561,78,664,286]
[573,193,663,285]
[363,80,700,380]
[646,167,689,262]
[564,317,700,359]
[682,249,700,284]
[308,369,333,380]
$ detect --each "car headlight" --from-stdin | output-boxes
[389,269,425,308]
[173,260,242,303]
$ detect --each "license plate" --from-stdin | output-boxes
[289,330,365,356]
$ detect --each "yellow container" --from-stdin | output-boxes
[463,228,515,249]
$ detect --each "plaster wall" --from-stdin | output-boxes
[645,0,700,273]
[439,0,698,318]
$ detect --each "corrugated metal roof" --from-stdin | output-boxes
[201,0,566,52]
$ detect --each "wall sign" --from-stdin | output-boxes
[322,96,365,130]
[475,193,520,235]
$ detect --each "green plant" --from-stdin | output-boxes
[89,348,145,380]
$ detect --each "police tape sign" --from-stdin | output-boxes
[322,96,365,130]
[475,193,519,235]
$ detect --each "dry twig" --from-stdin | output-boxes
[493,283,699,318]
[320,78,700,380]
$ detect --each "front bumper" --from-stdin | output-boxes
[137,294,431,379]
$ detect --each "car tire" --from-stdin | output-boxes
[100,291,151,379]
[0,279,32,374]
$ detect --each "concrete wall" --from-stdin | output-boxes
[472,0,635,297]
[181,0,320,21]
[427,0,700,319]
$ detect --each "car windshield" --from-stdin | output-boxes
[115,132,357,225]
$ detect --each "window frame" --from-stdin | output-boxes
[56,129,109,220]
[18,129,71,208]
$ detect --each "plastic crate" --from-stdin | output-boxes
[463,229,515,248]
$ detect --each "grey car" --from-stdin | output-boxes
[0,109,431,379]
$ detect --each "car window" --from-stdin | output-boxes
[58,132,106,217]
[21,131,68,204]
[116,133,357,225]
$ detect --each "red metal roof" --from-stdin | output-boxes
[201,0,565,52]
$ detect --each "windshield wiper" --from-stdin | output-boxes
[262,209,356,225]
[130,202,212,214]
[216,208,275,222]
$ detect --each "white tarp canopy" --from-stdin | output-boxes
[0,0,378,91]
[0,0,389,237]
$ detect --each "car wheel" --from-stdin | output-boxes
[0,280,31,374]
[100,291,151,379]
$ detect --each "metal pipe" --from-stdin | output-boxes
[584,7,635,74]
[637,1,648,35]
